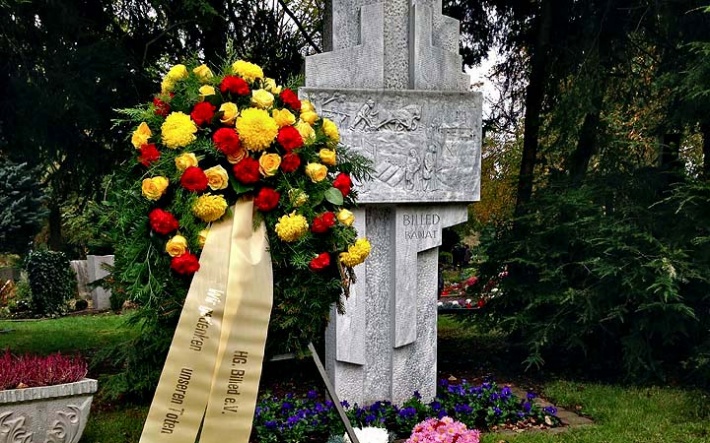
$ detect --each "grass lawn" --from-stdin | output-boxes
[0,312,134,356]
[2,314,709,443]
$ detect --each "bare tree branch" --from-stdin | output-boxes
[277,0,321,53]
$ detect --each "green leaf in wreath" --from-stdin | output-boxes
[324,187,344,206]
[230,176,255,195]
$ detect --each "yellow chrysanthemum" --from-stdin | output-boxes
[339,238,371,267]
[131,122,152,149]
[161,64,188,93]
[295,120,316,144]
[272,108,296,127]
[236,108,278,151]
[275,212,309,242]
[232,60,264,83]
[161,112,198,149]
[166,64,188,81]
[322,118,340,144]
[192,194,228,223]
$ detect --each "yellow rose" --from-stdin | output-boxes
[340,238,371,267]
[300,100,316,113]
[175,152,198,172]
[165,235,188,257]
[199,85,216,99]
[219,102,238,125]
[322,118,340,144]
[131,122,152,149]
[193,64,213,81]
[197,229,209,248]
[251,89,275,109]
[226,147,247,164]
[274,212,309,242]
[300,110,319,125]
[193,194,228,222]
[161,112,198,149]
[204,165,229,190]
[263,77,282,94]
[272,108,296,128]
[305,163,328,183]
[232,60,264,83]
[296,120,316,144]
[319,149,336,166]
[288,188,309,207]
[337,208,355,226]
[141,176,169,201]
[259,153,282,177]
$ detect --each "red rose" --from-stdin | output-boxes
[309,252,331,271]
[311,212,336,234]
[254,187,280,212]
[477,299,486,308]
[220,75,250,96]
[153,97,171,117]
[213,127,241,156]
[148,208,179,235]
[190,102,216,126]
[276,126,303,151]
[233,157,260,184]
[280,88,301,111]
[180,166,209,192]
[280,152,301,173]
[333,173,353,197]
[171,252,200,275]
[138,143,160,166]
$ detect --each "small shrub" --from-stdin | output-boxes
[24,250,77,316]
[0,350,88,389]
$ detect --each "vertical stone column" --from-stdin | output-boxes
[305,0,481,406]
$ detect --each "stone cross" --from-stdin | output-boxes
[303,0,481,405]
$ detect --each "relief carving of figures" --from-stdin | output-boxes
[404,148,421,190]
[422,121,443,191]
[348,99,379,131]
[375,104,421,131]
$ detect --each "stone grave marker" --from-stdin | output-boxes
[87,255,114,311]
[303,0,481,405]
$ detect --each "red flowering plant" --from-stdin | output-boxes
[0,350,88,390]
[111,59,372,359]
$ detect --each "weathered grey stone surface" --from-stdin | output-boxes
[306,0,468,91]
[301,88,482,203]
[0,379,97,443]
[70,260,90,300]
[309,0,481,406]
[87,255,113,311]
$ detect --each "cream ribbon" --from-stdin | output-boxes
[140,200,272,443]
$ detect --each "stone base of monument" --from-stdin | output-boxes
[0,378,97,443]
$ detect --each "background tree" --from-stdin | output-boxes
[0,160,47,255]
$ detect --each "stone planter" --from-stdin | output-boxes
[0,378,97,443]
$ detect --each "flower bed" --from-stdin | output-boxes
[252,379,560,442]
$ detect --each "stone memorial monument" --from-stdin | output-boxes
[303,0,481,405]
[87,254,114,311]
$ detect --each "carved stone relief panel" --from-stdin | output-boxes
[301,88,482,204]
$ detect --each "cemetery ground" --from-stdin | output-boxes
[1,314,709,442]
